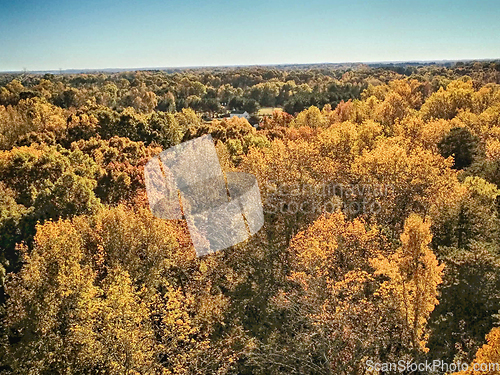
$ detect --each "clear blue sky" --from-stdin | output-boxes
[0,0,499,71]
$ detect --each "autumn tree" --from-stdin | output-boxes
[420,79,475,121]
[456,327,500,375]
[249,212,391,374]
[2,205,243,374]
[432,176,500,249]
[71,136,160,204]
[371,214,444,352]
[0,98,67,150]
[350,140,465,232]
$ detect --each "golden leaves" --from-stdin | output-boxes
[371,214,444,352]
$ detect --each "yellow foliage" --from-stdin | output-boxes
[456,327,500,374]
[355,119,384,152]
[292,106,327,128]
[289,211,381,285]
[4,205,234,374]
[371,214,444,351]
[486,138,500,161]
[420,79,474,120]
[0,98,67,149]
[394,116,453,152]
[318,121,359,166]
[351,141,465,227]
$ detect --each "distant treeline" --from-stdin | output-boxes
[1,61,499,119]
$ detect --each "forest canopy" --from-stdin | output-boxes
[1,61,500,374]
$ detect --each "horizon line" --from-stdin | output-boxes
[1,57,499,75]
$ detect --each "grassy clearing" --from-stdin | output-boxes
[257,107,282,116]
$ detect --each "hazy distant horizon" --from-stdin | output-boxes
[1,58,499,75]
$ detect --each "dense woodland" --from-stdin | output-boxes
[1,61,500,374]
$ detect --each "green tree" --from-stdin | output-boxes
[438,127,478,170]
